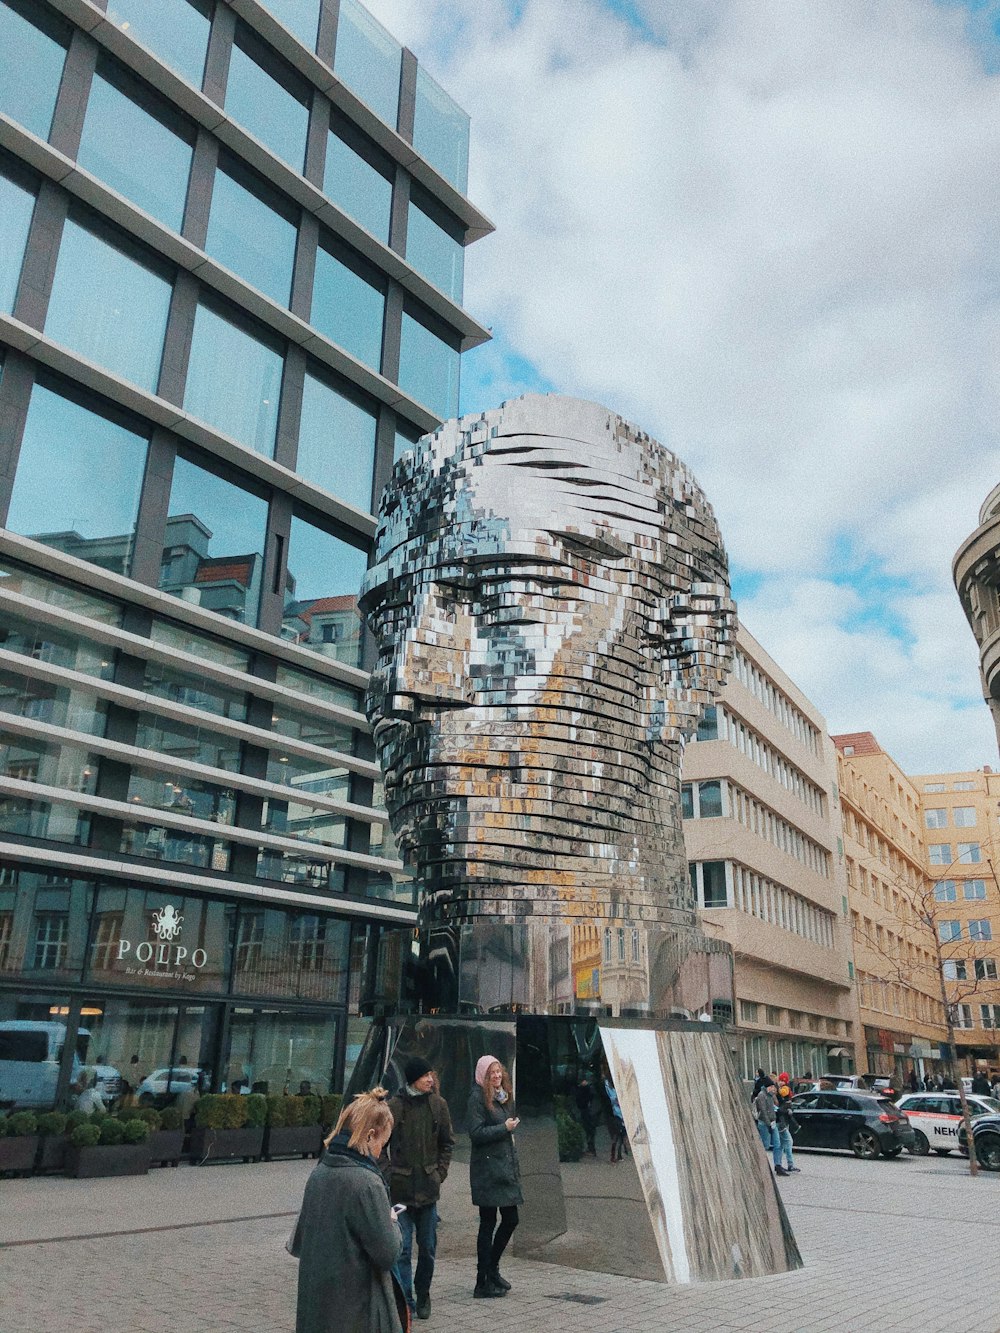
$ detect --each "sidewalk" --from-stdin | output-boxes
[2,1149,999,1333]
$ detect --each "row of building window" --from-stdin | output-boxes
[856,971,944,1025]
[845,855,923,920]
[690,858,836,948]
[952,1004,1000,1030]
[943,958,998,981]
[925,806,978,829]
[934,879,987,902]
[844,810,924,885]
[731,650,820,756]
[695,706,826,817]
[939,919,993,943]
[924,780,977,793]
[928,842,982,866]
[851,913,938,983]
[682,779,830,877]
[738,999,846,1036]
[601,926,642,965]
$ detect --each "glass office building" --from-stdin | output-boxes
[0,0,491,1106]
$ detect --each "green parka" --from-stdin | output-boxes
[386,1087,454,1207]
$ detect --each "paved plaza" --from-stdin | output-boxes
[2,1147,999,1333]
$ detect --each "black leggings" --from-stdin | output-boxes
[477,1205,519,1274]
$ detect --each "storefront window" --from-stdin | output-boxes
[281,514,368,666]
[0,168,35,314]
[79,996,222,1105]
[105,0,211,89]
[231,906,348,1004]
[226,31,310,172]
[295,369,377,510]
[0,0,69,140]
[225,1003,340,1095]
[86,885,233,993]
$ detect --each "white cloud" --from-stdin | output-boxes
[366,0,1000,770]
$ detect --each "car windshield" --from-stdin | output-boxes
[974,1098,1000,1114]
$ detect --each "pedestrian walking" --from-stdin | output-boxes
[604,1072,628,1162]
[573,1072,599,1155]
[289,1087,407,1333]
[774,1073,799,1174]
[991,1074,1000,1100]
[386,1058,454,1322]
[971,1071,991,1096]
[468,1055,522,1300]
[907,1069,919,1093]
[752,1080,777,1164]
[751,1067,769,1101]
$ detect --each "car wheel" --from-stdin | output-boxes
[932,1148,951,1156]
[975,1135,1000,1171]
[908,1129,929,1156]
[850,1129,881,1159]
[883,1146,903,1157]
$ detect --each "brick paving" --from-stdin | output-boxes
[2,1148,1000,1333]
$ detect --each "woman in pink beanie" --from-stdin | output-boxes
[467,1055,522,1299]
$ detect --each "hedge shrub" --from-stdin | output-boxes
[98,1118,125,1146]
[36,1111,68,1138]
[244,1093,267,1128]
[556,1112,586,1162]
[121,1118,150,1145]
[159,1106,183,1131]
[321,1094,343,1128]
[6,1111,39,1137]
[70,1123,101,1149]
[195,1095,250,1130]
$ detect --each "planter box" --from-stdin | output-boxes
[0,1135,40,1174]
[147,1129,185,1167]
[265,1124,323,1160]
[189,1126,264,1164]
[37,1135,67,1173]
[65,1143,150,1178]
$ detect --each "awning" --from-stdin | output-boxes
[826,1047,847,1056]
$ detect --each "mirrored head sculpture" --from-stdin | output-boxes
[361,394,735,1017]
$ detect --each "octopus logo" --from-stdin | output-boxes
[152,904,184,942]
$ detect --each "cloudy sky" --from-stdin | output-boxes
[368,0,1000,775]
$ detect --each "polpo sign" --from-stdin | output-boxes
[115,904,208,974]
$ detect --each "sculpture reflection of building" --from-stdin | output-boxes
[360,394,735,1017]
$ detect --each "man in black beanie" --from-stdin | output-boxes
[386,1057,454,1321]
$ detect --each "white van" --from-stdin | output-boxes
[0,1021,89,1109]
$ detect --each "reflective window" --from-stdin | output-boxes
[393,422,421,463]
[399,306,460,418]
[160,453,269,626]
[226,32,310,172]
[282,514,367,666]
[205,159,298,305]
[7,383,148,575]
[184,303,283,455]
[149,617,250,673]
[413,64,470,194]
[0,870,92,982]
[0,665,107,737]
[261,0,320,50]
[86,886,232,992]
[311,241,385,370]
[324,116,393,244]
[46,218,172,392]
[273,663,361,712]
[407,189,464,302]
[126,761,236,829]
[0,0,68,140]
[143,660,247,723]
[0,610,116,683]
[0,560,123,626]
[295,370,376,510]
[121,820,231,872]
[0,169,35,313]
[77,63,194,233]
[333,0,401,128]
[105,0,211,89]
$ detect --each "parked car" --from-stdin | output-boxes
[0,1020,89,1109]
[789,1090,914,1158]
[958,1112,1000,1169]
[794,1074,873,1095]
[135,1066,206,1107]
[896,1091,1000,1156]
[80,1063,124,1103]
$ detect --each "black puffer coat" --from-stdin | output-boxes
[467,1086,523,1208]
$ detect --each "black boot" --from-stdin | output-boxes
[474,1270,506,1298]
[489,1266,512,1292]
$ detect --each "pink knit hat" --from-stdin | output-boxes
[475,1055,500,1086]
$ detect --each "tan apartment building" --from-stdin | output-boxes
[834,733,947,1083]
[682,624,860,1081]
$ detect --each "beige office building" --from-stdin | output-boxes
[682,624,860,1080]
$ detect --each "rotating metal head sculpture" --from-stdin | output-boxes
[360,395,733,967]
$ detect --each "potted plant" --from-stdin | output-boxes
[320,1094,343,1134]
[35,1111,69,1173]
[146,1105,185,1167]
[265,1094,324,1160]
[65,1116,150,1178]
[189,1094,265,1164]
[0,1110,40,1175]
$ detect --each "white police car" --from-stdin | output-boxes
[895,1091,1000,1155]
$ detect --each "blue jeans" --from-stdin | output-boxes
[394,1203,438,1308]
[776,1125,794,1169]
[756,1120,775,1155]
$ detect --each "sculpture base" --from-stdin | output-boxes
[348,1013,800,1283]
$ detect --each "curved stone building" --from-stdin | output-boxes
[954,483,1000,752]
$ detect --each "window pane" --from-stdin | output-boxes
[324,119,393,243]
[0,170,35,313]
[924,808,947,829]
[295,370,376,510]
[697,705,718,741]
[698,780,724,818]
[226,37,309,173]
[205,162,297,305]
[78,65,193,232]
[953,806,977,826]
[311,242,385,370]
[399,307,460,418]
[333,0,400,128]
[958,842,982,864]
[0,0,68,139]
[105,0,210,89]
[7,383,147,575]
[681,784,693,819]
[413,64,469,194]
[407,192,464,302]
[184,304,283,455]
[261,0,320,49]
[160,453,269,625]
[393,423,421,463]
[46,219,171,392]
[282,515,367,666]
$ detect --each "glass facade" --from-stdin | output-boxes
[282,515,367,666]
[399,306,460,418]
[407,190,465,302]
[104,0,211,90]
[0,168,35,313]
[0,0,68,141]
[7,383,148,575]
[311,241,385,370]
[205,160,298,305]
[333,0,401,129]
[184,303,284,455]
[46,219,173,393]
[324,117,394,244]
[226,33,310,173]
[413,65,470,194]
[262,0,321,50]
[295,370,377,510]
[77,63,194,233]
[159,452,269,625]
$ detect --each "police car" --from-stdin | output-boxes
[894,1092,1000,1155]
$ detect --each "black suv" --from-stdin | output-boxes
[789,1090,914,1159]
[958,1113,1000,1170]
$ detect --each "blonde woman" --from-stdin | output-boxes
[468,1055,523,1299]
[289,1087,407,1333]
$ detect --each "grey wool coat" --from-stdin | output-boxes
[467,1086,524,1208]
[289,1135,404,1333]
